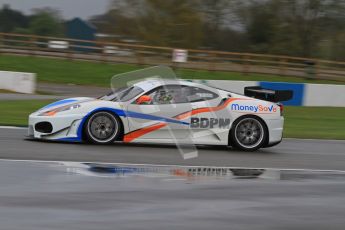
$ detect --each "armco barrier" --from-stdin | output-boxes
[0,71,36,94]
[191,80,345,107]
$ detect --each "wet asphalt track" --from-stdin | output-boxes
[1,127,345,230]
[0,127,344,170]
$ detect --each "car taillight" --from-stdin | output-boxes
[278,103,284,116]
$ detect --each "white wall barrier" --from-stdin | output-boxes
[190,80,259,94]
[0,71,36,94]
[191,79,345,107]
[304,84,345,107]
[1,72,343,106]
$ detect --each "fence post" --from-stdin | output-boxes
[279,58,287,76]
[314,60,319,79]
[0,34,3,55]
[67,41,73,60]
[242,54,249,74]
[208,52,217,71]
[135,47,144,65]
[100,42,107,63]
[30,35,37,56]
[304,59,317,80]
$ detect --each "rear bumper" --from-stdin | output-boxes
[263,138,282,148]
[265,117,284,147]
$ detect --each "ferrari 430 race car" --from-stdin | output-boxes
[28,68,292,151]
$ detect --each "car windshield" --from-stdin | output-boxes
[99,86,144,102]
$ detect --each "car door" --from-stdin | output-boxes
[126,85,193,140]
[182,86,228,142]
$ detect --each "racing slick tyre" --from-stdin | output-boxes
[230,115,267,151]
[84,111,122,144]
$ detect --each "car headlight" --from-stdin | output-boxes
[39,104,81,116]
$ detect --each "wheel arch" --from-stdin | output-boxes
[228,114,269,147]
[80,108,125,142]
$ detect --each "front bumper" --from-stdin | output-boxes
[28,113,85,141]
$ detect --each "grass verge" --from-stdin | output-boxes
[283,106,345,139]
[0,99,344,140]
[0,54,342,87]
[0,89,17,93]
[0,100,54,126]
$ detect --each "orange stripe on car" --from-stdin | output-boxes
[123,123,167,142]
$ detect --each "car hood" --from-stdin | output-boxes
[38,97,95,113]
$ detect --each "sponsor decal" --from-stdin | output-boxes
[231,103,277,113]
[190,117,230,129]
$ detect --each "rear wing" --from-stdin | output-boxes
[244,86,293,102]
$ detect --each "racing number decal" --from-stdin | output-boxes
[190,118,230,129]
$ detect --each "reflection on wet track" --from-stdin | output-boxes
[62,161,345,182]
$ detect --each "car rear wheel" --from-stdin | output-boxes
[84,111,122,144]
[230,116,267,151]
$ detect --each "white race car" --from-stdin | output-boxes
[28,73,292,151]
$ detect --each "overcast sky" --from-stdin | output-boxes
[0,0,111,20]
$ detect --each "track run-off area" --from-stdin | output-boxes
[0,126,344,171]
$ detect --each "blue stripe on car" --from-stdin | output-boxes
[40,99,78,110]
[58,107,189,142]
[124,110,189,125]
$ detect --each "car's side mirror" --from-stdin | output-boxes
[136,95,152,105]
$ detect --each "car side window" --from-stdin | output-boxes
[139,85,218,105]
[182,86,219,102]
[147,85,188,105]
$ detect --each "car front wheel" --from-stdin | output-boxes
[230,116,267,151]
[84,111,122,144]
